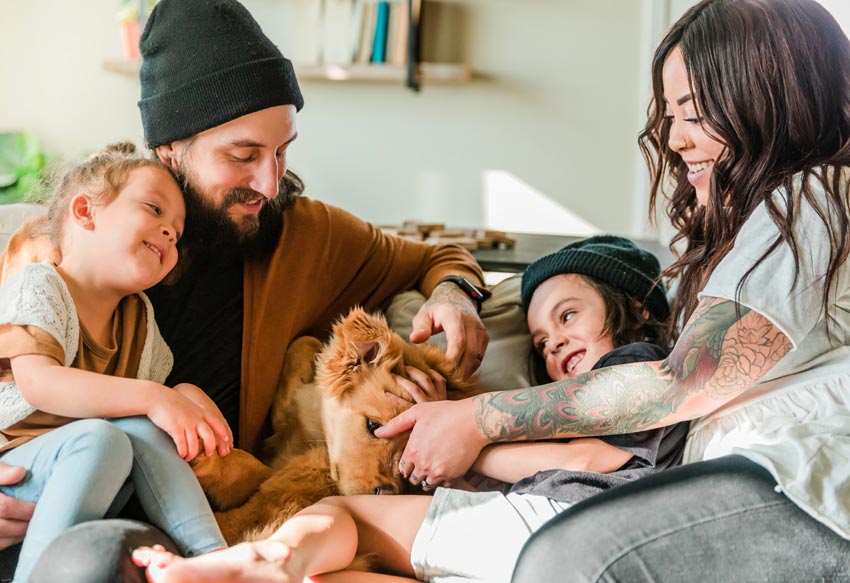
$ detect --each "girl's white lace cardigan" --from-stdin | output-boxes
[0,261,173,436]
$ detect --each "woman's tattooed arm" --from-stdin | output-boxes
[474,297,793,441]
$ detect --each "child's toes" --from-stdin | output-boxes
[132,546,176,569]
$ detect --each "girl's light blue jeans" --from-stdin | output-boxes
[0,417,225,583]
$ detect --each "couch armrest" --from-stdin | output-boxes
[0,204,46,254]
[386,275,532,391]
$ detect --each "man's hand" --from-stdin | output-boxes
[410,282,489,378]
[374,397,490,489]
[0,462,34,549]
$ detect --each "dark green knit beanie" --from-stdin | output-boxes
[521,235,670,321]
[138,0,304,148]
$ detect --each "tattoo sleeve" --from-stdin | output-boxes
[475,297,793,441]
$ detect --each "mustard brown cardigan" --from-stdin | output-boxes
[0,197,484,454]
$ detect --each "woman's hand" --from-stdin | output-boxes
[394,366,448,403]
[146,387,231,460]
[375,396,490,489]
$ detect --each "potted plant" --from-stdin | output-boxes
[117,0,158,61]
[0,132,47,205]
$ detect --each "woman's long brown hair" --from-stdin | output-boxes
[639,0,850,331]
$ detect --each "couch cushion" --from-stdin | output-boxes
[386,275,533,391]
[0,204,45,254]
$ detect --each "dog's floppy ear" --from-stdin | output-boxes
[316,308,404,399]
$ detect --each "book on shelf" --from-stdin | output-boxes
[371,1,390,64]
[386,1,410,65]
[308,0,411,67]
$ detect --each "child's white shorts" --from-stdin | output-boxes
[410,488,571,583]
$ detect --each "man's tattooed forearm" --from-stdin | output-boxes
[474,298,793,441]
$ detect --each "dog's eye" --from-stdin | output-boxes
[366,418,382,436]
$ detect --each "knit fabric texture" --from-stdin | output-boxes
[138,0,304,147]
[520,235,669,321]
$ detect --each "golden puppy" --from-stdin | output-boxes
[192,307,480,545]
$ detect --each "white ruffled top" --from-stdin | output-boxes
[685,173,850,539]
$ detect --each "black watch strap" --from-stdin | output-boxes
[436,276,492,312]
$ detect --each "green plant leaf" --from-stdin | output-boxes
[0,134,24,188]
[0,132,48,204]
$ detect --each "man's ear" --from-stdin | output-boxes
[155,143,180,169]
[69,194,95,229]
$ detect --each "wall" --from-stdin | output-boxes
[0,0,658,236]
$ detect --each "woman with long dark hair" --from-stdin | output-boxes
[511,0,850,579]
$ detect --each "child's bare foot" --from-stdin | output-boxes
[133,541,298,583]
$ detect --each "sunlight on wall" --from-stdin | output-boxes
[483,171,600,236]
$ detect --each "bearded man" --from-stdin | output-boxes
[0,0,490,577]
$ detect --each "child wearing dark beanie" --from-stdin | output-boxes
[521,234,674,384]
[474,234,687,506]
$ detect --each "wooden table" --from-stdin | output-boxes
[471,232,674,273]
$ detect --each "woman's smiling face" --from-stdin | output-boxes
[662,47,727,206]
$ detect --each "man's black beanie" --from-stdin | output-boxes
[138,0,304,148]
[520,235,670,322]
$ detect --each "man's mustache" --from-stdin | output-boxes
[224,188,266,207]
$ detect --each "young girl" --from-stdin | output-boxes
[131,235,688,583]
[0,143,231,582]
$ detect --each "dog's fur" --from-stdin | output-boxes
[192,307,480,547]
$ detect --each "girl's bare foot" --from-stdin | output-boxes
[132,541,298,583]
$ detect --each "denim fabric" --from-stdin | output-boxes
[511,456,850,583]
[108,417,225,557]
[0,420,133,583]
[0,417,224,583]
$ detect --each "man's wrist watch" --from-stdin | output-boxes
[436,276,492,312]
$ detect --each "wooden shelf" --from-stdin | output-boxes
[102,60,472,84]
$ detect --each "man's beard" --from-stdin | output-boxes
[176,174,284,259]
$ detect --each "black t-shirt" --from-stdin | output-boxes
[509,342,689,504]
[146,250,244,442]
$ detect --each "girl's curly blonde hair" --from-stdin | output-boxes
[36,142,172,251]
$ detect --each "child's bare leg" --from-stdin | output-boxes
[133,495,433,583]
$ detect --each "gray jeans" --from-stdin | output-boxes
[511,455,850,583]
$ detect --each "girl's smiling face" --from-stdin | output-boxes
[87,166,185,293]
[526,274,615,381]
[662,47,727,206]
